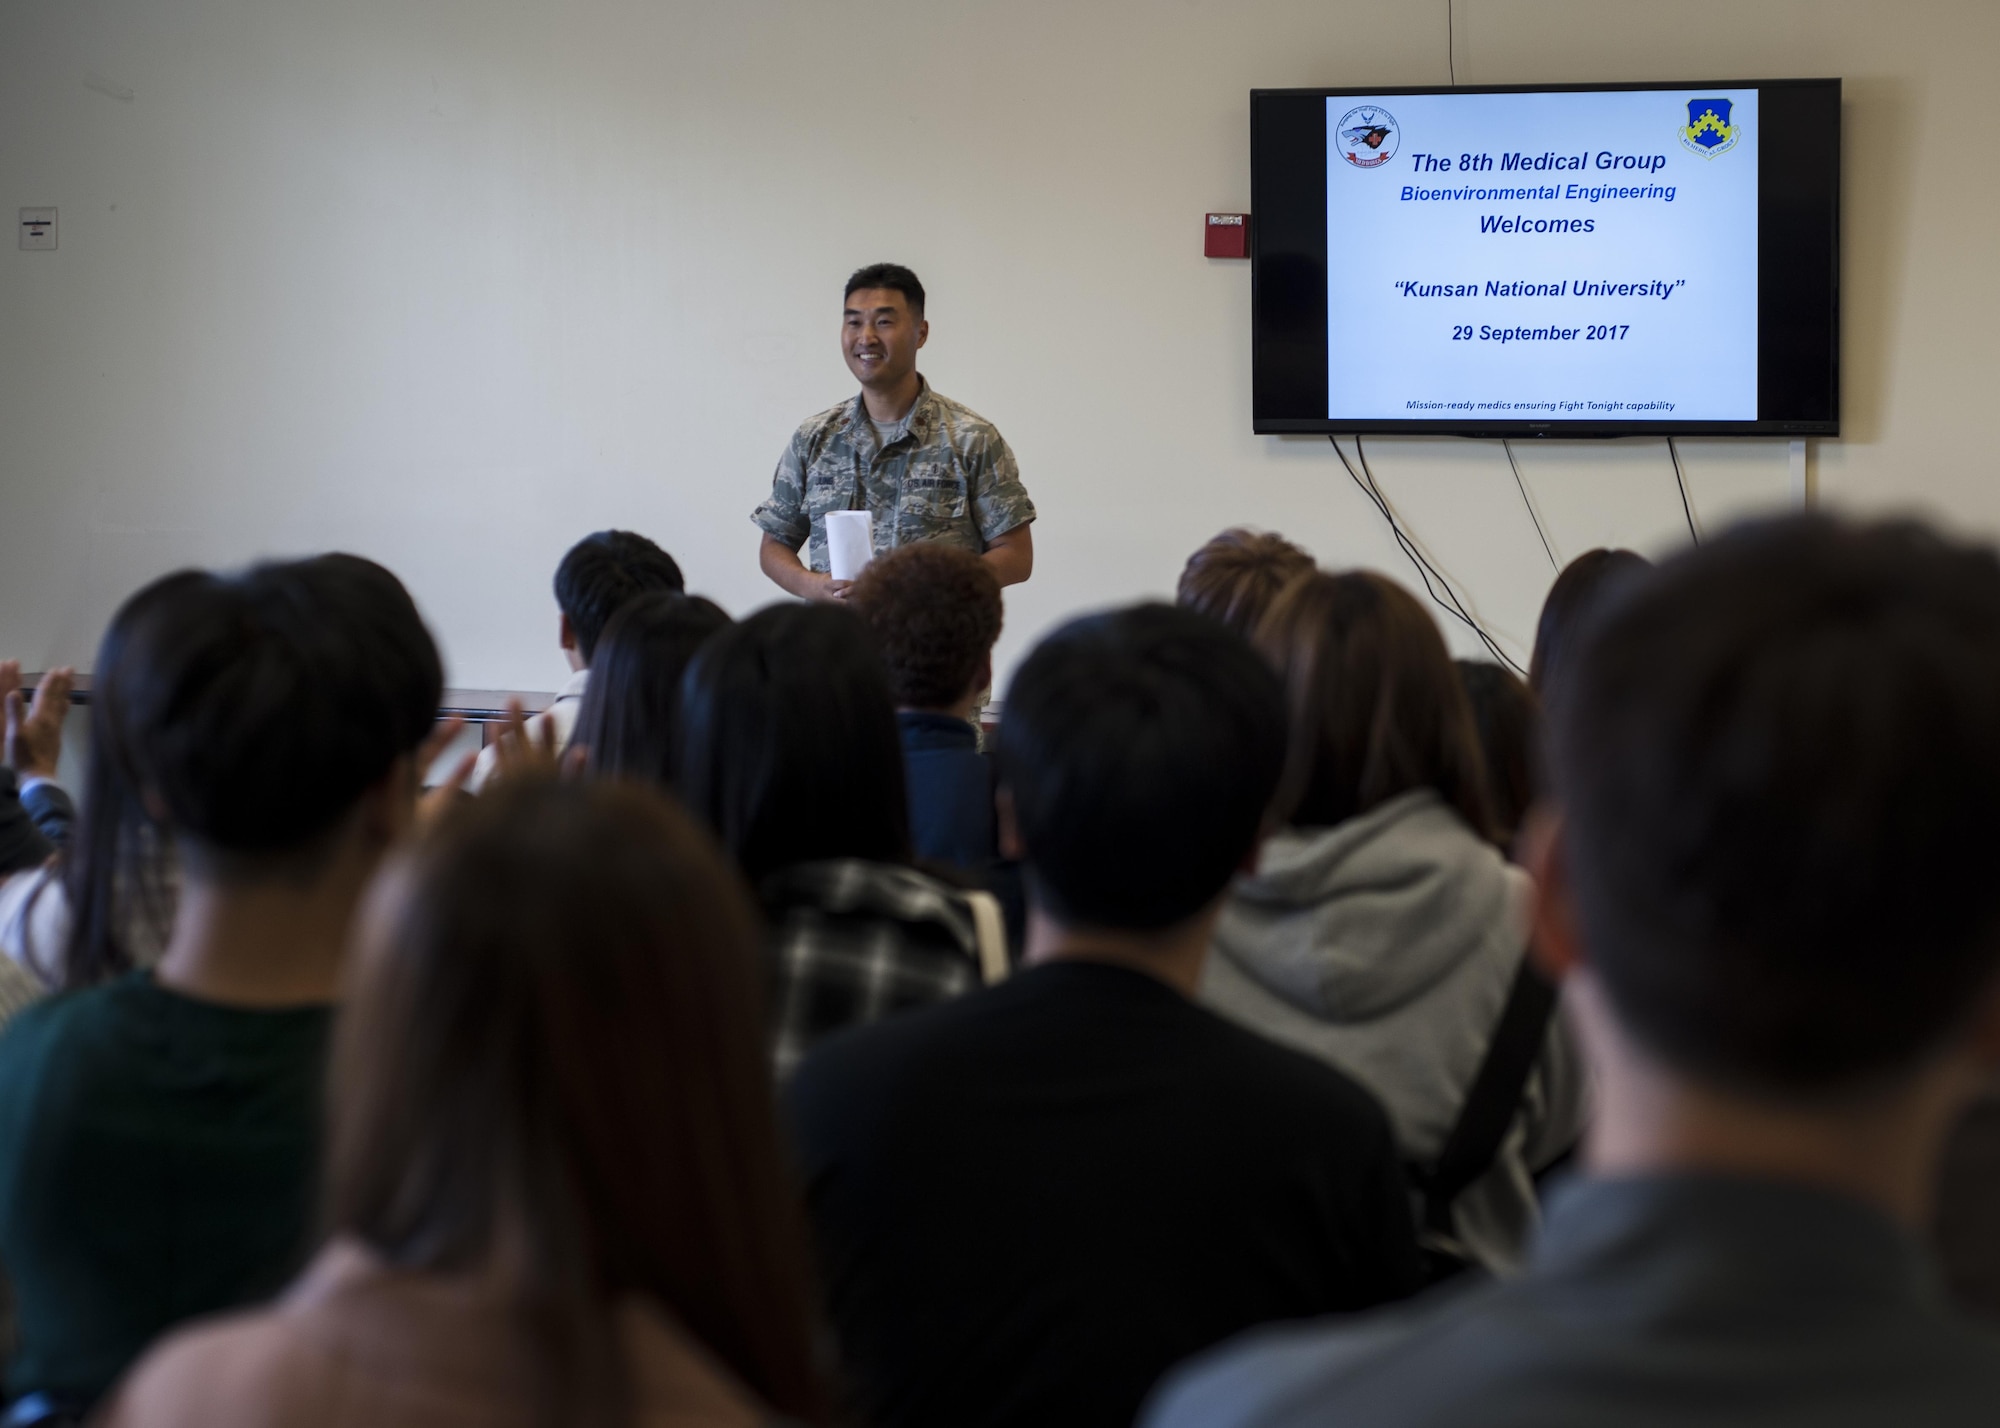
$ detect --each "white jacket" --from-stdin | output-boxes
[1204,787,1586,1271]
[465,669,589,793]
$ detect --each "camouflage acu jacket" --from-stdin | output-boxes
[752,380,1035,573]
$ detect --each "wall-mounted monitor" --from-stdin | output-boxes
[1250,79,1840,437]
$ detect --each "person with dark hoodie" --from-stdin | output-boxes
[1204,571,1585,1273]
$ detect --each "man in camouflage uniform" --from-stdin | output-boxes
[754,263,1036,601]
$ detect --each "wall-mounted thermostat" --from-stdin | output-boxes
[19,208,56,250]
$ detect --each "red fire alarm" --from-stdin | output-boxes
[1205,212,1250,259]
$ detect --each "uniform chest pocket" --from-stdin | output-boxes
[805,458,854,518]
[903,468,968,520]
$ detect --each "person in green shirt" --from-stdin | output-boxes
[0,554,446,1418]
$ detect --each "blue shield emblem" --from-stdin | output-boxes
[1681,98,1739,157]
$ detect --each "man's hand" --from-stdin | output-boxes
[1,662,74,781]
[760,533,851,602]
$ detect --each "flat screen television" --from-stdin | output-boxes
[1250,80,1840,437]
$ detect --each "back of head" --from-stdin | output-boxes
[553,531,687,665]
[1529,547,1651,698]
[848,543,1003,710]
[1455,659,1540,849]
[1257,570,1493,839]
[67,556,441,981]
[1176,528,1316,640]
[331,780,825,1426]
[676,603,910,887]
[1548,516,2000,1095]
[997,604,1286,931]
[571,593,732,788]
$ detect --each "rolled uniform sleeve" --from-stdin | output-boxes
[968,428,1035,545]
[751,429,814,551]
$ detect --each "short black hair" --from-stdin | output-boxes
[552,531,686,664]
[997,604,1286,931]
[1549,516,2000,1095]
[105,554,443,870]
[570,592,732,789]
[843,263,925,317]
[676,603,910,887]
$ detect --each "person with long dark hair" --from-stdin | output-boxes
[1527,547,1651,700]
[677,603,985,1075]
[1204,571,1585,1273]
[0,556,443,1420]
[567,592,732,788]
[102,781,829,1428]
[1454,658,1540,854]
[0,584,191,996]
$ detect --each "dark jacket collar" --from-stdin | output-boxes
[898,709,980,752]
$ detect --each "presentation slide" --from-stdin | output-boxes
[1325,88,1760,423]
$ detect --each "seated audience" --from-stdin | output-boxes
[1527,546,1650,699]
[1454,658,1539,852]
[0,555,442,1418]
[785,604,1421,1428]
[468,529,685,791]
[1176,528,1315,639]
[101,780,828,1428]
[848,543,1004,870]
[1,608,186,994]
[677,604,985,1076]
[567,591,732,786]
[0,664,76,876]
[1206,571,1583,1273]
[0,664,75,1024]
[1149,516,2000,1428]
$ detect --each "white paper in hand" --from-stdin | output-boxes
[826,509,874,583]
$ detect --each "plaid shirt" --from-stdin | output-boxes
[761,859,981,1079]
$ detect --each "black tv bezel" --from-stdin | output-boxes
[1250,78,1841,438]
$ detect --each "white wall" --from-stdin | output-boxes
[2,0,1988,693]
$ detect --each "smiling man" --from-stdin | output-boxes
[754,264,1036,601]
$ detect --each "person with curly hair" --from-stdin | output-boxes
[849,544,1005,871]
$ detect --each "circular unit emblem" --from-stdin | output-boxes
[1336,106,1400,169]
